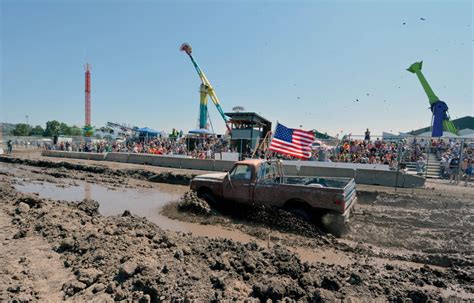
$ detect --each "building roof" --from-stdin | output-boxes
[314,130,335,139]
[225,112,270,125]
[407,116,474,135]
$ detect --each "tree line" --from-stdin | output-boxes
[9,121,83,137]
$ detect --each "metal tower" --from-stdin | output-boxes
[85,63,91,126]
[180,43,231,133]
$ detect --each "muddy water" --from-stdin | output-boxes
[13,181,263,242]
[12,180,336,263]
[14,181,189,232]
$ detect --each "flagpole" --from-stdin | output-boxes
[264,121,278,160]
[252,130,272,159]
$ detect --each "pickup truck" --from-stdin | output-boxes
[190,159,357,232]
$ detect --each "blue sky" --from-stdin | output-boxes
[1,0,472,136]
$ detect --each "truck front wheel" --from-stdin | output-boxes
[198,190,217,207]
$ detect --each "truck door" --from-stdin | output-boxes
[223,164,252,204]
[253,162,279,206]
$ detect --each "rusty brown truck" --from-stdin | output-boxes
[190,159,357,233]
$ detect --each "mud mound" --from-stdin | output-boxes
[177,191,212,215]
[176,191,326,239]
[148,171,193,185]
[247,205,325,238]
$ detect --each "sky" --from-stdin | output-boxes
[1,0,473,137]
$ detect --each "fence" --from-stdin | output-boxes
[1,136,52,151]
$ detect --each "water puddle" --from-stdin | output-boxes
[14,181,188,232]
[12,180,339,263]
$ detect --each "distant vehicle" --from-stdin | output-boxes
[190,159,357,234]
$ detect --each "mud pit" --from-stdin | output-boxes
[1,156,473,302]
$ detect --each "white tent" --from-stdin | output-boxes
[382,132,401,140]
[416,131,458,138]
[458,128,474,136]
[458,128,474,137]
[459,132,474,139]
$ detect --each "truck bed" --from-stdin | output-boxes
[257,176,357,216]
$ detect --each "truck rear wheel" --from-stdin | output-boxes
[285,205,313,222]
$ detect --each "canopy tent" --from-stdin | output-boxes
[311,140,331,149]
[398,132,411,138]
[416,131,458,138]
[137,127,162,136]
[458,128,474,136]
[188,128,215,135]
[382,132,403,141]
[459,132,474,139]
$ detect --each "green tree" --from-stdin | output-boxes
[43,120,61,137]
[59,122,71,135]
[11,123,30,136]
[29,125,45,136]
[69,126,83,136]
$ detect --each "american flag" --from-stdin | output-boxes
[268,123,315,159]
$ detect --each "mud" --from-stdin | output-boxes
[164,190,473,270]
[1,181,472,302]
[172,192,327,239]
[176,191,213,215]
[1,157,473,301]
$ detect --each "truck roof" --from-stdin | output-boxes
[236,159,263,166]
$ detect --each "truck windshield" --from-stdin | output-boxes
[230,164,252,180]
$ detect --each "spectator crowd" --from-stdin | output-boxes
[50,136,235,160]
[45,133,473,185]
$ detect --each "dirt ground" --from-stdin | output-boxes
[0,153,473,302]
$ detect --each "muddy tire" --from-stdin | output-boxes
[200,192,217,208]
[285,206,313,222]
[321,212,347,237]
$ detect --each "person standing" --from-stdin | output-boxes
[7,140,13,154]
[364,128,371,141]
[462,159,472,186]
[449,156,461,185]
